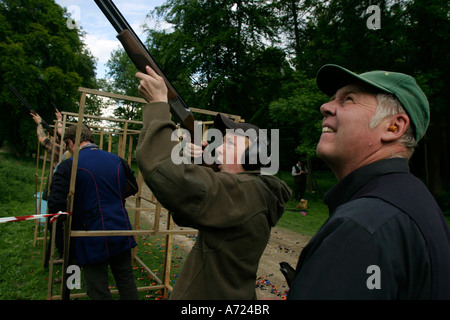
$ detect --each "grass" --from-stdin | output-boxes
[275,170,336,237]
[0,152,187,300]
[2,151,448,300]
[0,153,48,299]
[0,152,329,300]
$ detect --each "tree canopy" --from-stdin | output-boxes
[110,0,448,183]
[1,0,449,202]
[0,0,97,155]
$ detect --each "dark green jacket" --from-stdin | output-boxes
[136,102,291,299]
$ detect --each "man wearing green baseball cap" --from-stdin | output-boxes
[288,64,450,300]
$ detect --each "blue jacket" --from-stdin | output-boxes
[48,145,137,265]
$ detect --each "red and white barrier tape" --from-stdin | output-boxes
[0,211,71,224]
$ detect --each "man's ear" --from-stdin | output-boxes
[381,114,410,143]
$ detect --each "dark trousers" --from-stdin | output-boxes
[83,249,139,300]
[293,175,307,201]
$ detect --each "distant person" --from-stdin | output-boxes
[288,64,450,299]
[31,111,68,264]
[48,124,139,300]
[30,111,66,166]
[291,159,307,202]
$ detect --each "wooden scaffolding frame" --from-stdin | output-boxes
[38,87,242,300]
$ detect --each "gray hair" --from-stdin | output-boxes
[369,93,417,158]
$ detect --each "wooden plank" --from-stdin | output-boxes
[70,229,198,237]
[77,87,242,121]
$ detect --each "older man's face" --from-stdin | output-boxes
[317,84,383,180]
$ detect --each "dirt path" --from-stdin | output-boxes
[255,226,310,299]
[128,183,311,300]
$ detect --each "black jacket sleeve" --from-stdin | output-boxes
[289,198,431,300]
[47,159,72,213]
[120,157,138,198]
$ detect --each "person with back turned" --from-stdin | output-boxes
[48,124,139,300]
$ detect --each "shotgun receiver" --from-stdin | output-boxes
[8,85,55,136]
[94,0,196,136]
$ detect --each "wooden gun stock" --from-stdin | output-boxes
[116,29,196,136]
[96,0,218,171]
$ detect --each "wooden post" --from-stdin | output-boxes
[128,134,133,165]
[163,214,174,298]
[39,151,49,267]
[58,113,68,162]
[99,128,104,150]
[43,87,241,300]
[60,91,86,300]
[46,219,58,299]
[34,147,47,247]
[131,171,143,266]
[108,133,112,152]
[119,121,128,158]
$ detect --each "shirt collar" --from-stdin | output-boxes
[79,143,98,151]
[324,158,410,215]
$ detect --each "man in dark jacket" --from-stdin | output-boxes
[135,66,291,299]
[288,65,450,299]
[48,124,139,300]
[291,159,307,202]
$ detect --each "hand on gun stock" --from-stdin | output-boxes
[8,85,55,137]
[95,0,218,172]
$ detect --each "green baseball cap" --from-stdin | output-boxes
[316,64,430,141]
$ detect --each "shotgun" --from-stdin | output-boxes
[8,85,55,136]
[94,0,196,135]
[95,0,218,171]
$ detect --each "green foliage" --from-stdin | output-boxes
[145,0,289,125]
[0,153,36,204]
[95,0,450,195]
[269,71,327,165]
[0,153,47,299]
[104,48,143,126]
[0,0,97,156]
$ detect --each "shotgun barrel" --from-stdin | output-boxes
[94,0,195,136]
[8,85,55,136]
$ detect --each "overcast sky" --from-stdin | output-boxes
[54,0,167,79]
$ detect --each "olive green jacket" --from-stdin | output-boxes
[136,102,291,299]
